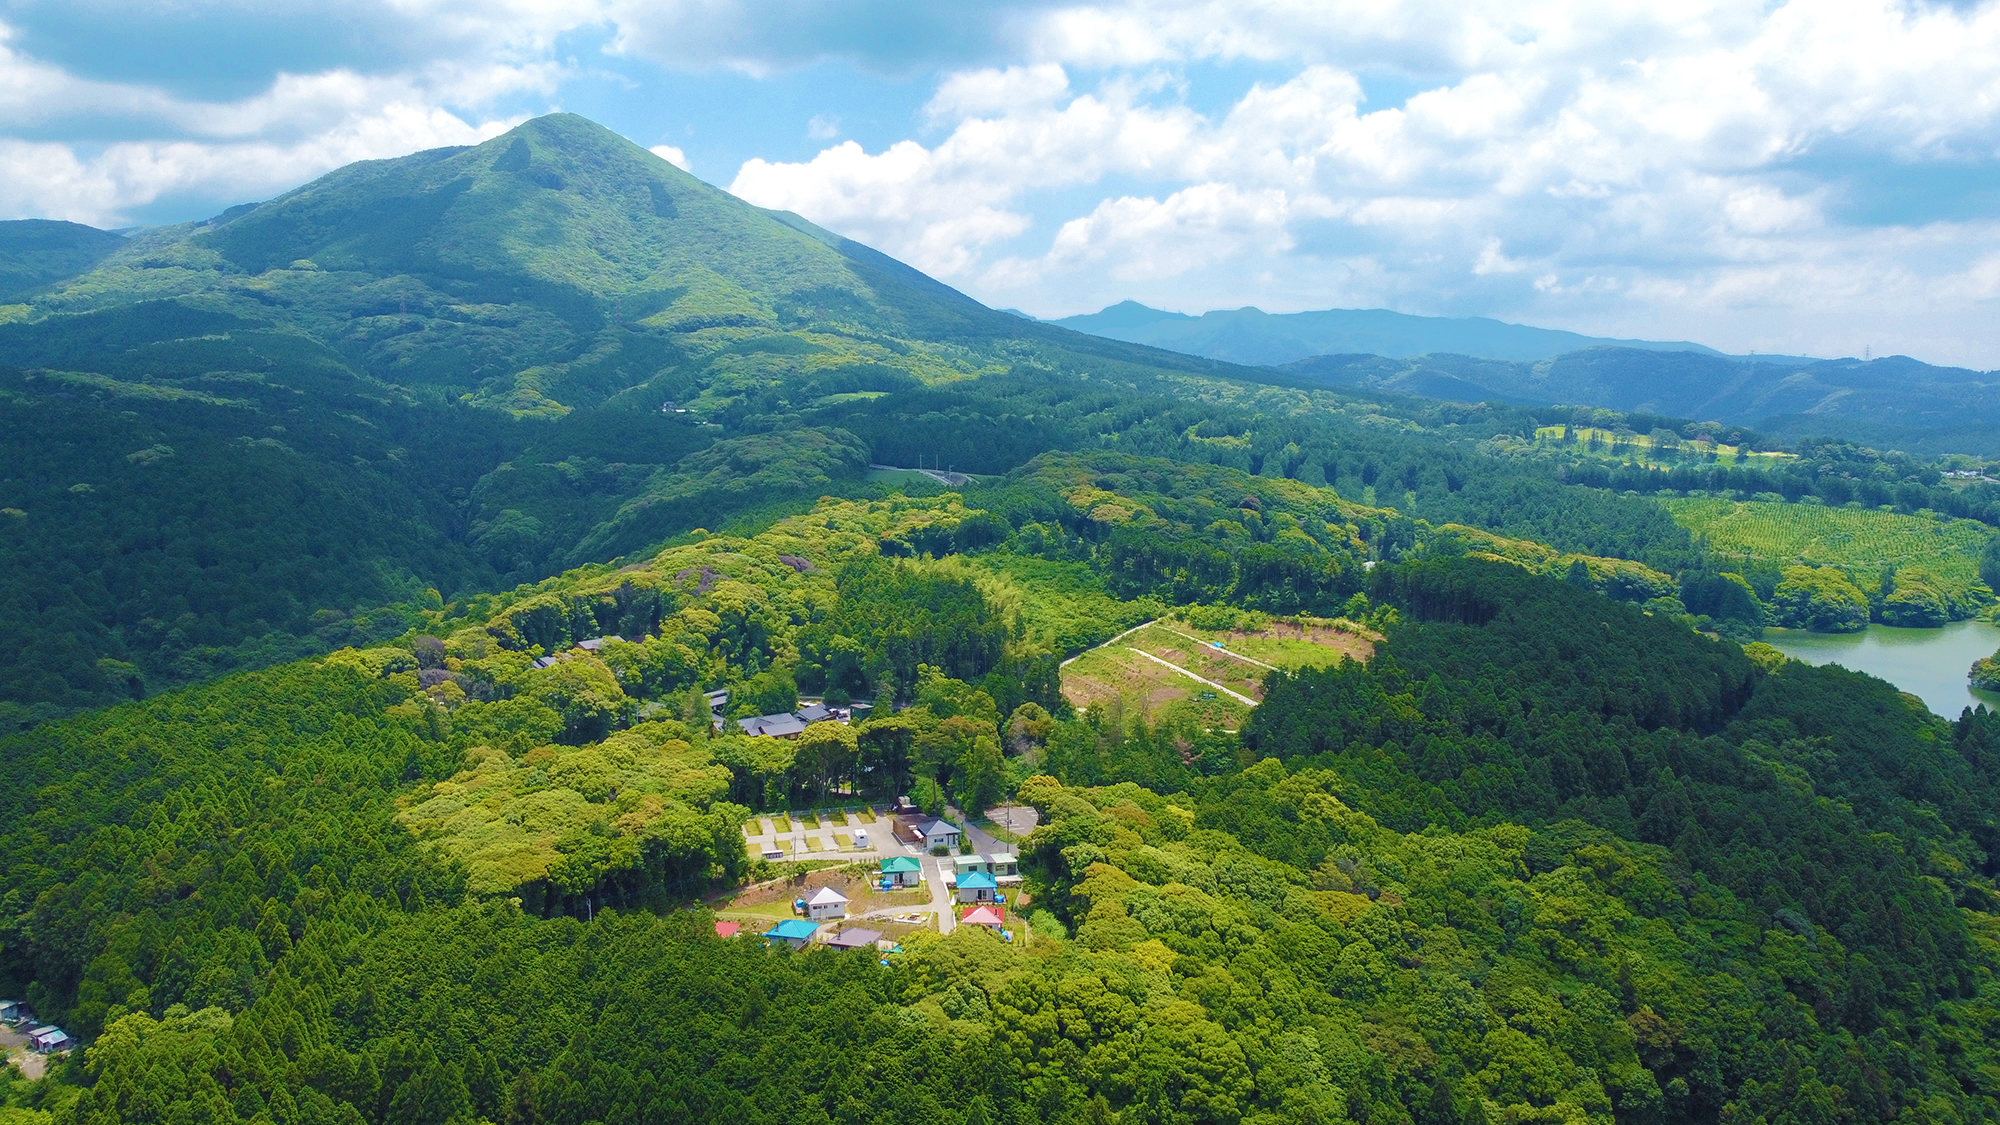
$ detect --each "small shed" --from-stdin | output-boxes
[0,1000,22,1025]
[960,905,1006,930]
[29,1026,71,1053]
[988,852,1020,879]
[805,886,849,921]
[824,927,884,951]
[714,921,742,939]
[880,856,923,887]
[952,854,989,878]
[956,871,998,904]
[762,919,819,950]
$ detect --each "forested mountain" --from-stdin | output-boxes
[6,112,1997,732]
[1281,350,2000,455]
[1044,303,1999,454]
[1050,300,1731,364]
[5,495,2000,1124]
[5,112,2000,1125]
[0,114,1247,723]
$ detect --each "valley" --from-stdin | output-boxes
[1,112,1999,1125]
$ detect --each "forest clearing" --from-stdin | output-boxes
[1059,614,1375,723]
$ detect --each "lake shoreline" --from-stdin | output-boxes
[1764,618,2000,717]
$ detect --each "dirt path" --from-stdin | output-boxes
[1062,619,1157,667]
[1124,647,1260,706]
[1,1024,45,1079]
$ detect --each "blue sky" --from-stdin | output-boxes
[2,0,1999,368]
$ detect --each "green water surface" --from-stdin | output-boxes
[1765,619,2000,717]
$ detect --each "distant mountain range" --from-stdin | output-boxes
[1047,300,1819,366]
[1278,351,2000,453]
[1050,301,1999,452]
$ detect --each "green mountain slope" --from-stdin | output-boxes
[0,115,1272,723]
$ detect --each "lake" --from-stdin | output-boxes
[1765,618,2000,717]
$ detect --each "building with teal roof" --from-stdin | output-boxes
[956,870,998,903]
[762,919,820,949]
[880,855,923,887]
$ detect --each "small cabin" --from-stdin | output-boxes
[0,1000,22,1026]
[988,852,1020,880]
[762,919,819,950]
[29,1026,71,1053]
[960,905,1006,931]
[805,886,849,921]
[913,818,960,851]
[823,927,884,951]
[956,871,998,904]
[880,856,923,888]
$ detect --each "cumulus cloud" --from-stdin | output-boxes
[650,143,692,171]
[724,0,2000,364]
[6,0,2000,361]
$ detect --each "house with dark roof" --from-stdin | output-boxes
[574,636,622,652]
[737,713,809,738]
[915,818,960,851]
[824,927,884,951]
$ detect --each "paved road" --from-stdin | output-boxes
[928,855,957,934]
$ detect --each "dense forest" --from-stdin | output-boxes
[6,546,2000,1125]
[5,111,2000,1125]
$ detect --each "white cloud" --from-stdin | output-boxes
[721,0,2000,365]
[0,104,519,227]
[5,0,2000,362]
[650,143,692,171]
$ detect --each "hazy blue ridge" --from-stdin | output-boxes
[1051,299,1744,364]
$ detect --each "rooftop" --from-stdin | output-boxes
[763,919,819,940]
[714,921,741,938]
[959,872,998,889]
[880,856,922,872]
[806,886,849,905]
[824,928,884,949]
[960,906,1005,926]
[739,713,808,738]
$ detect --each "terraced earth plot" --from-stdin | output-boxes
[1060,615,1375,725]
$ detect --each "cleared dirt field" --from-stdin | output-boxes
[1061,615,1376,719]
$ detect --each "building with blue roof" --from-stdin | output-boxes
[762,919,820,949]
[956,870,998,903]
